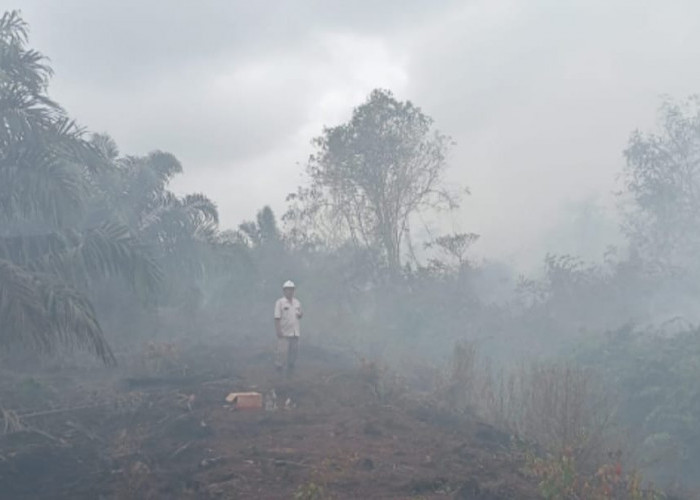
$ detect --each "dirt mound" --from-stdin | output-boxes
[0,341,540,499]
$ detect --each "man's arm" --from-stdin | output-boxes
[274,300,283,338]
[274,318,283,338]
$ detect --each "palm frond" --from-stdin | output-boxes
[0,258,114,363]
[0,221,163,300]
[0,12,50,95]
[0,258,50,349]
[145,150,182,182]
[0,148,86,227]
[0,11,29,44]
[0,230,79,266]
[182,193,219,224]
[35,222,164,297]
[42,280,114,363]
[138,192,218,243]
[0,11,125,364]
[90,133,119,161]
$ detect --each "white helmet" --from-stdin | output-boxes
[282,280,296,289]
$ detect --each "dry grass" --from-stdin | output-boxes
[442,342,619,470]
[509,363,616,469]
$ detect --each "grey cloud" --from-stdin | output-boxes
[19,0,431,166]
[21,0,457,87]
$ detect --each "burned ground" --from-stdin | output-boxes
[0,339,539,499]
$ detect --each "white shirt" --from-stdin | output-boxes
[274,297,302,337]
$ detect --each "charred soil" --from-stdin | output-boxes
[0,340,539,499]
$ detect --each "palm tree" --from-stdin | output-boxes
[88,139,220,305]
[0,11,161,363]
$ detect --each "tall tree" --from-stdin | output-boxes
[236,206,289,289]
[0,11,160,362]
[238,206,282,250]
[620,96,700,274]
[111,147,219,302]
[285,89,459,275]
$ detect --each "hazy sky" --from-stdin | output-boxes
[14,0,700,269]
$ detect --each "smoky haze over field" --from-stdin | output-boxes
[4,2,700,497]
[17,0,700,269]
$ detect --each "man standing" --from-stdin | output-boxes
[274,280,303,374]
